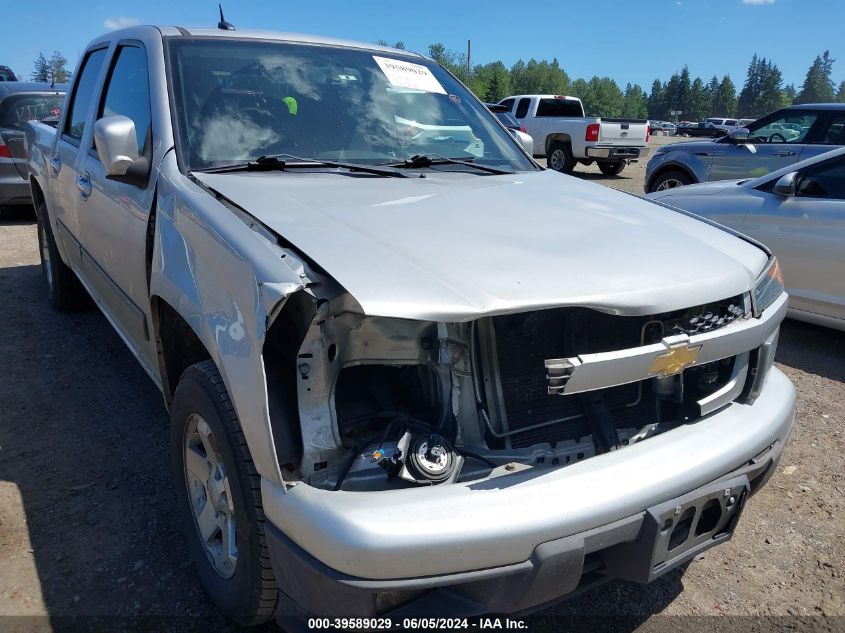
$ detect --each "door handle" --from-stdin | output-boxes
[76,172,92,200]
[50,155,61,176]
[774,150,796,157]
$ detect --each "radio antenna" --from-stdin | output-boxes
[217,4,235,31]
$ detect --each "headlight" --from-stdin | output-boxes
[753,257,784,315]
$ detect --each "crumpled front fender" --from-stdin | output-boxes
[150,153,306,486]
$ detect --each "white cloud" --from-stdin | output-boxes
[104,17,140,30]
[742,0,775,5]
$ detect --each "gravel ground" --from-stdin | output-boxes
[1,135,843,632]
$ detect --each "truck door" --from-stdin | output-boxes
[48,47,109,267]
[76,43,158,370]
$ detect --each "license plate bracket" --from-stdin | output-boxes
[602,475,750,584]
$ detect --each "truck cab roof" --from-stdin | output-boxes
[88,25,425,59]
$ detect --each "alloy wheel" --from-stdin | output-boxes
[183,414,238,578]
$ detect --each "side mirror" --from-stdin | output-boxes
[773,171,798,196]
[729,127,750,143]
[93,115,149,186]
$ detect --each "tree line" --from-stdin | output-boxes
[400,41,845,121]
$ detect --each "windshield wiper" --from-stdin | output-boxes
[385,153,513,175]
[193,154,409,178]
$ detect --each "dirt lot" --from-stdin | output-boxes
[1,135,843,632]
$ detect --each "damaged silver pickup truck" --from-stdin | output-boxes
[26,25,795,626]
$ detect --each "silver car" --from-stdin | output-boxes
[649,147,845,331]
[0,82,65,214]
[646,104,845,193]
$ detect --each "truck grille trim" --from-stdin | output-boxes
[482,301,746,449]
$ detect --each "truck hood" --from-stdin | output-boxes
[193,169,767,321]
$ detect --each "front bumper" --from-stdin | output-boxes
[585,146,650,159]
[263,367,794,615]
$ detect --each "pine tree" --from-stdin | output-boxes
[677,66,692,118]
[687,77,707,120]
[31,52,50,82]
[622,83,648,119]
[837,80,845,103]
[754,59,784,117]
[49,50,70,84]
[578,77,624,117]
[782,84,797,106]
[796,51,835,104]
[737,54,760,117]
[663,73,682,119]
[712,76,737,117]
[647,79,665,119]
[705,75,719,114]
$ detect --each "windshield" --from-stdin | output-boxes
[0,94,64,129]
[167,38,536,172]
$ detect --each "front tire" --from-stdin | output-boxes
[171,361,278,626]
[36,201,87,312]
[547,142,576,174]
[598,161,626,176]
[648,169,693,193]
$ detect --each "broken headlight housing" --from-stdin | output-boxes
[752,257,784,316]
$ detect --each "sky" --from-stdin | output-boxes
[4,0,844,91]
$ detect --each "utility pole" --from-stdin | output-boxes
[467,39,472,82]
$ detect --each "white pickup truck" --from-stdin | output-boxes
[499,95,650,175]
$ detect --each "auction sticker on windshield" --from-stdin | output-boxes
[373,56,446,94]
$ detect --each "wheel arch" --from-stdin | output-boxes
[150,295,213,406]
[647,161,698,192]
[29,176,45,211]
[545,132,573,155]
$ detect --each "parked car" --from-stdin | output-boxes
[645,104,845,192]
[485,102,534,154]
[676,121,726,138]
[649,147,845,331]
[650,121,676,136]
[27,24,794,625]
[736,118,755,128]
[0,82,65,214]
[0,66,18,82]
[705,117,740,132]
[498,94,649,175]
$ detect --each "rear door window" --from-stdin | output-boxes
[515,97,531,119]
[63,48,108,144]
[819,114,845,145]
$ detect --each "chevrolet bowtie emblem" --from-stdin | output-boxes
[649,343,702,378]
